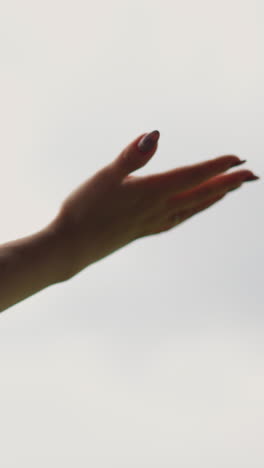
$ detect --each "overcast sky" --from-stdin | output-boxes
[0,0,263,466]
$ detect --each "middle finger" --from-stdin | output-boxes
[145,155,246,197]
[165,169,257,211]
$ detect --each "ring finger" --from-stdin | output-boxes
[165,171,251,214]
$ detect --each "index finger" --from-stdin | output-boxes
[144,155,246,196]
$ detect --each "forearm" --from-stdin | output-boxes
[0,216,70,314]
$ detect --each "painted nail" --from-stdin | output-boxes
[138,130,160,153]
[231,159,247,167]
[243,174,260,182]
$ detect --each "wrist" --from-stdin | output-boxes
[44,213,74,283]
[0,217,72,313]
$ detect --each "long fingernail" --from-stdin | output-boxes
[243,174,260,181]
[138,130,160,153]
[231,159,247,167]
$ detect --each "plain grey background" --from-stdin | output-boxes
[0,0,263,466]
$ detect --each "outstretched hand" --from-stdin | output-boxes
[56,131,259,279]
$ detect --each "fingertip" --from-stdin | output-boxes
[137,130,160,153]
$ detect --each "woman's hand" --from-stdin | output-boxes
[56,131,259,279]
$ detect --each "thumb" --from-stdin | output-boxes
[112,130,160,178]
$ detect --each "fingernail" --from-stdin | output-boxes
[231,159,247,167]
[243,174,260,182]
[138,130,160,153]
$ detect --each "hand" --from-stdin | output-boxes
[56,131,259,279]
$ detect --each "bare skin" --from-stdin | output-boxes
[56,131,260,279]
